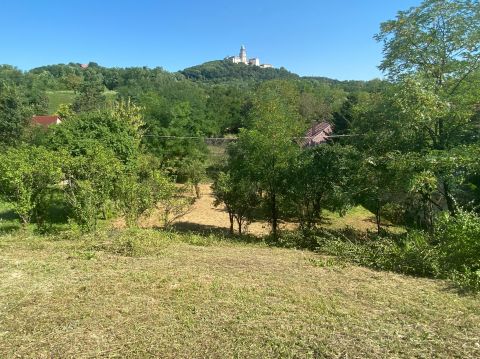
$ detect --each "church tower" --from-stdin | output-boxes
[239,45,247,64]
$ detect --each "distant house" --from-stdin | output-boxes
[302,121,333,147]
[80,64,89,69]
[32,115,62,127]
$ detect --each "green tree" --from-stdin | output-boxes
[181,157,206,199]
[0,83,32,147]
[63,145,123,231]
[355,155,408,234]
[205,86,252,134]
[231,80,303,238]
[375,0,480,215]
[117,169,174,227]
[141,93,208,180]
[72,70,106,113]
[376,0,480,90]
[46,105,142,165]
[288,145,357,231]
[213,172,259,235]
[0,146,63,225]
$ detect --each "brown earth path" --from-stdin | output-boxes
[169,184,275,236]
[125,183,379,236]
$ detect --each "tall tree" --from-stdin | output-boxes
[374,0,480,215]
[0,83,32,147]
[72,70,106,113]
[376,0,480,91]
[231,80,303,238]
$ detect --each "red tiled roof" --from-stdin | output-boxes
[32,115,61,127]
[302,121,333,147]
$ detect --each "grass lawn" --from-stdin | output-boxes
[46,91,76,114]
[0,229,479,358]
[323,206,406,234]
[46,90,118,114]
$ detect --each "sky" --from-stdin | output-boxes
[0,0,422,80]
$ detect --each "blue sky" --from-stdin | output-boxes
[0,0,421,80]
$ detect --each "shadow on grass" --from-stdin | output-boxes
[0,224,21,234]
[0,207,21,234]
[166,220,384,249]
[0,208,19,222]
[163,221,263,245]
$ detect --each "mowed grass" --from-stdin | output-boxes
[0,229,479,358]
[46,91,76,114]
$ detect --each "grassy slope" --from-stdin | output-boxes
[46,90,76,114]
[0,230,479,358]
[46,90,117,114]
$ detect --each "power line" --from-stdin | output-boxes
[142,135,237,140]
[141,134,363,140]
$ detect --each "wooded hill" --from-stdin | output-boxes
[180,60,298,83]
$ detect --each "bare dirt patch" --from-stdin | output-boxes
[114,184,298,236]
[119,183,379,236]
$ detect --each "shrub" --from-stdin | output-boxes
[314,211,480,292]
[435,211,480,273]
[450,268,480,293]
[316,234,433,274]
[0,146,63,226]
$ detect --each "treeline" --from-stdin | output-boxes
[0,58,357,233]
[180,60,298,83]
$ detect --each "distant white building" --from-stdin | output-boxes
[225,45,272,68]
[249,58,260,66]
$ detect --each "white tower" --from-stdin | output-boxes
[240,45,247,64]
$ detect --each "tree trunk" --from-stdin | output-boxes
[228,212,234,235]
[375,202,381,235]
[443,181,456,216]
[194,183,201,199]
[20,216,29,228]
[271,192,278,239]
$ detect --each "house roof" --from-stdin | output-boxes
[302,121,333,147]
[32,115,61,127]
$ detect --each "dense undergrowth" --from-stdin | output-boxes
[272,211,480,293]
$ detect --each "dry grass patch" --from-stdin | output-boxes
[132,184,384,237]
[0,230,479,358]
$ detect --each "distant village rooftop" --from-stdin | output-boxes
[301,121,333,147]
[32,115,62,127]
[225,45,273,69]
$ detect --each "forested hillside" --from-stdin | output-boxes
[180,60,298,83]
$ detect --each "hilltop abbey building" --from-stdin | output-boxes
[225,45,273,68]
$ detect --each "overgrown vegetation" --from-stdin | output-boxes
[311,210,480,292]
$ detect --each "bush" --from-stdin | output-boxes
[450,269,480,293]
[435,211,480,272]
[313,211,480,292]
[318,231,438,277]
